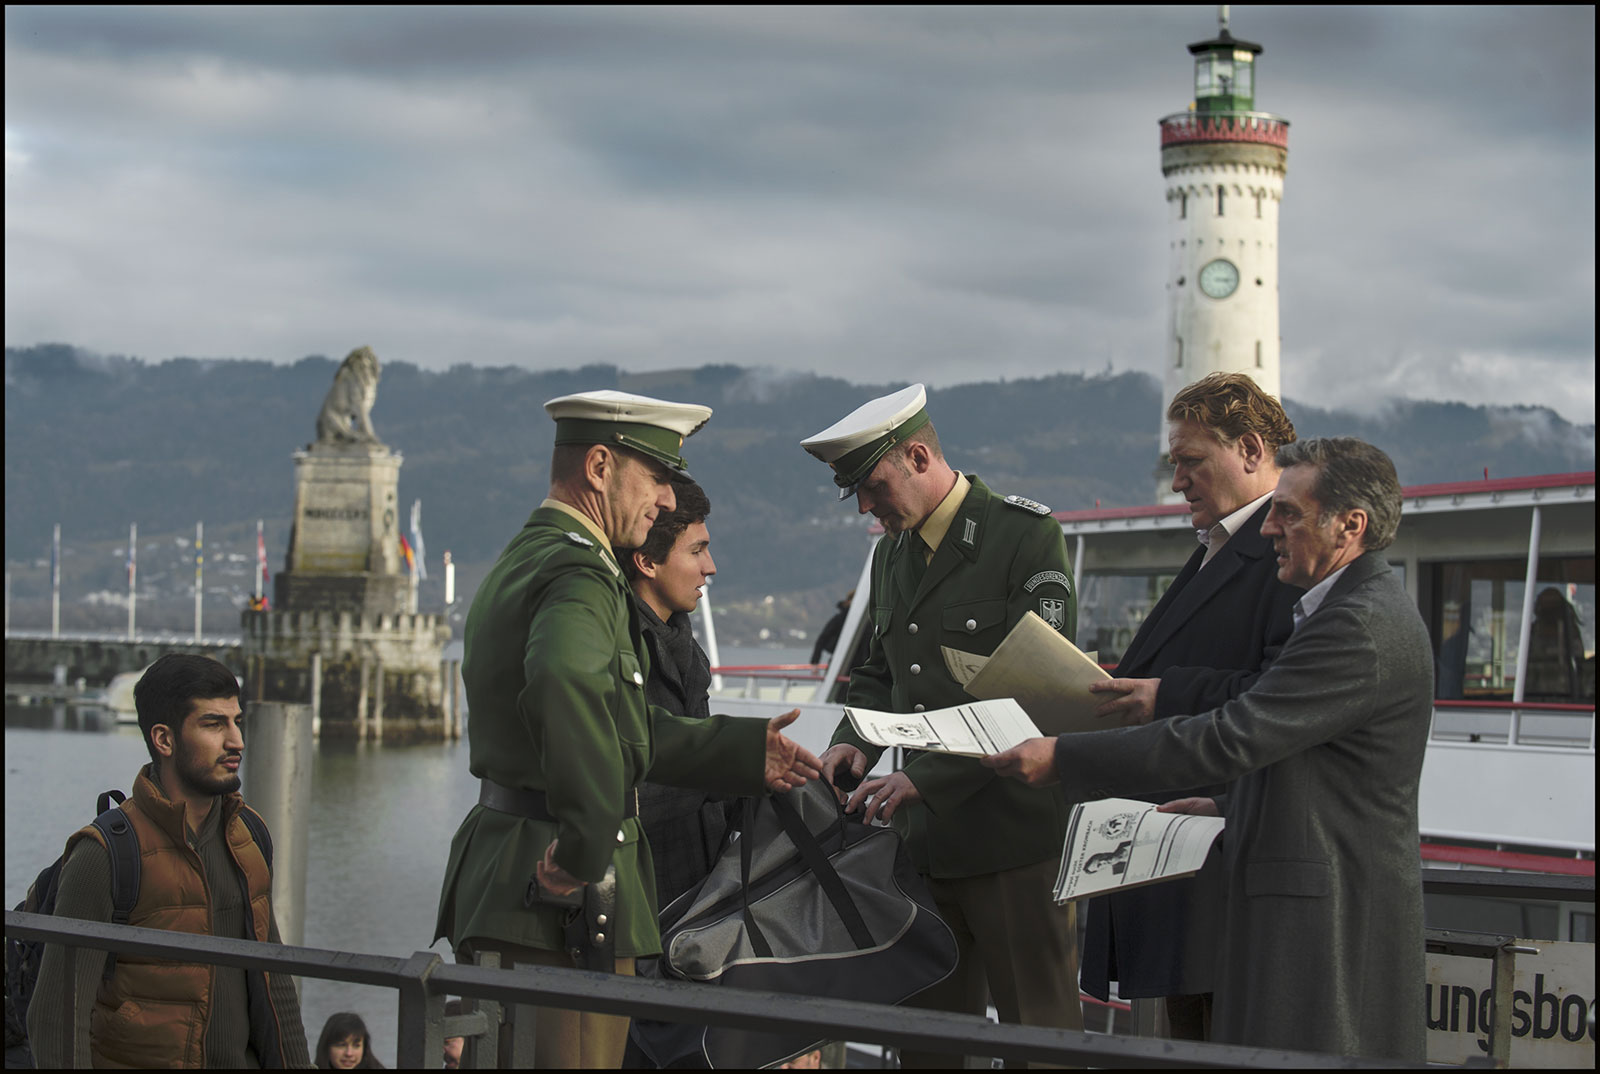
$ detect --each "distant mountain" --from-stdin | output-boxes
[5,343,1594,637]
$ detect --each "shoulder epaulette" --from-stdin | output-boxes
[564,531,595,547]
[1003,494,1052,516]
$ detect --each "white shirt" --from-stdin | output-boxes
[1198,489,1276,569]
[1292,563,1353,633]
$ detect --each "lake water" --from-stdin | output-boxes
[4,645,810,1066]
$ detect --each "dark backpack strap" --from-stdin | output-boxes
[236,807,274,874]
[738,798,774,959]
[88,795,140,980]
[769,791,876,950]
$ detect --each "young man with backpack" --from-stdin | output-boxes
[23,653,310,1068]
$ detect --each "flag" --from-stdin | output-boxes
[399,534,416,575]
[409,499,428,581]
[257,523,270,591]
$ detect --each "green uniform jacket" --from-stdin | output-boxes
[435,506,767,958]
[831,475,1077,879]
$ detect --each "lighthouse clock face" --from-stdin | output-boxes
[1198,258,1240,299]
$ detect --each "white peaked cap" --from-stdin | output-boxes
[545,389,712,477]
[543,389,712,437]
[801,384,930,498]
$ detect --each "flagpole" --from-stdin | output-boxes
[128,522,138,640]
[194,521,203,642]
[255,519,264,603]
[51,523,61,639]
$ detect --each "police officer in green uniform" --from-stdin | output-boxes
[803,385,1084,1067]
[435,389,822,1069]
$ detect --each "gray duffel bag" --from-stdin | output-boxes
[630,778,959,1068]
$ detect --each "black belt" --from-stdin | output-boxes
[478,778,637,821]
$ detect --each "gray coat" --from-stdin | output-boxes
[1053,551,1432,1061]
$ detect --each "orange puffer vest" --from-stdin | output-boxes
[66,765,288,1069]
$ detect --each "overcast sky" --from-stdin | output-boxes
[5,5,1595,423]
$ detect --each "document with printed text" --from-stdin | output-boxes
[844,698,1043,757]
[1053,798,1226,902]
[944,611,1115,735]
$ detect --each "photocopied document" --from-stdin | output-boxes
[953,611,1115,734]
[1052,798,1226,902]
[844,698,1043,757]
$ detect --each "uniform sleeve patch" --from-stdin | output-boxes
[1023,570,1071,593]
[1003,494,1052,516]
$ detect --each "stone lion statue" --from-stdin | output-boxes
[315,346,382,444]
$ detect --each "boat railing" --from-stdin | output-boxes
[711,662,829,701]
[10,870,1589,1068]
[7,911,1400,1070]
[1429,699,1596,750]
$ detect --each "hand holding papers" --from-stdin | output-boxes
[946,611,1114,734]
[845,698,1043,757]
[1052,798,1225,902]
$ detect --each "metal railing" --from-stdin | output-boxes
[8,909,1417,1069]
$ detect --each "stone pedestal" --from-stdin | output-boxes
[276,444,408,616]
[243,423,450,742]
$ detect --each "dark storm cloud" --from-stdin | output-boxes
[5,5,1594,422]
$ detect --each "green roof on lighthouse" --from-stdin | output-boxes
[1188,6,1262,113]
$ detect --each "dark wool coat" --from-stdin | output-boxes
[1055,552,1432,1061]
[1080,499,1300,1000]
[630,595,740,911]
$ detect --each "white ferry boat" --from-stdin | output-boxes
[704,468,1596,1059]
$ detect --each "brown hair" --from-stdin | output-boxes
[1167,372,1296,452]
[1275,437,1403,552]
[618,480,711,581]
[885,422,944,475]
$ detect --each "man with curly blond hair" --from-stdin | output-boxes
[1080,371,1301,1040]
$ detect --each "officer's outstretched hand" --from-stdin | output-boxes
[765,709,823,793]
[980,736,1060,787]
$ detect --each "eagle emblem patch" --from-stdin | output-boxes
[1004,494,1052,516]
[1039,598,1067,630]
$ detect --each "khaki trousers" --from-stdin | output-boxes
[457,937,636,1069]
[899,857,1082,1070]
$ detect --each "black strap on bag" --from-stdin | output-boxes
[738,791,877,960]
[738,799,772,957]
[769,793,876,950]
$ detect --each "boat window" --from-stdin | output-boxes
[1427,555,1596,703]
[1424,893,1560,941]
[1077,572,1179,667]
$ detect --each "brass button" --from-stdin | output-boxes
[632,670,644,685]
[910,663,921,675]
[597,914,608,927]
[908,623,919,635]
[966,618,978,632]
[914,704,925,713]
[616,829,626,843]
[594,932,606,944]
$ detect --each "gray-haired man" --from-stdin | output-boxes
[984,438,1432,1061]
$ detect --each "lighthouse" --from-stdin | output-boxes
[1157,6,1289,501]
